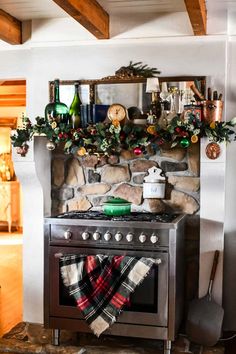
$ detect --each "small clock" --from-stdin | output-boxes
[107,103,127,122]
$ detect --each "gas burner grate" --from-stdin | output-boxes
[56,211,177,223]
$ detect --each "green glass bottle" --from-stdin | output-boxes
[69,83,81,129]
[45,79,69,124]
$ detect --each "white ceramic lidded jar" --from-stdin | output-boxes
[143,166,166,199]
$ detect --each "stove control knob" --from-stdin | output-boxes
[126,233,134,242]
[64,230,72,240]
[139,233,147,243]
[115,232,123,242]
[150,234,159,244]
[104,232,112,241]
[93,231,101,241]
[81,231,90,240]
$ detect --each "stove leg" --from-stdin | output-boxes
[164,340,171,354]
[52,329,60,346]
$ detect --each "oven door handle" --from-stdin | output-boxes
[155,258,162,265]
[54,254,163,264]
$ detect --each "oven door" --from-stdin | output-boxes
[48,246,168,327]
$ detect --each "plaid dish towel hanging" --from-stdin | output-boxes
[60,254,160,337]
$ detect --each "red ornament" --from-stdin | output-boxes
[133,147,142,155]
[180,131,188,137]
[90,129,97,135]
[120,132,126,141]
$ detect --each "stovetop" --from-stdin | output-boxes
[55,211,177,223]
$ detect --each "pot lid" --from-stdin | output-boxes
[103,197,131,205]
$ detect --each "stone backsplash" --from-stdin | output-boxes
[51,143,200,216]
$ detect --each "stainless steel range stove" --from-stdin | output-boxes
[44,211,186,354]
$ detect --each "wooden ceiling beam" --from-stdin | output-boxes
[184,0,207,36]
[52,0,109,39]
[0,9,22,45]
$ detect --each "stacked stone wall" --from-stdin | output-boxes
[51,143,200,216]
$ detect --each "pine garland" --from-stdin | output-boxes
[11,114,236,157]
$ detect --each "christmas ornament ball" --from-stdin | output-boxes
[133,147,142,155]
[180,138,190,148]
[46,140,56,151]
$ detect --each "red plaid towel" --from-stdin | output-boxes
[60,254,158,336]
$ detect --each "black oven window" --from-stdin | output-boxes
[125,266,158,313]
[59,275,77,306]
[59,265,158,313]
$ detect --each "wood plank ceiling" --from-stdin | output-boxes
[0,0,209,45]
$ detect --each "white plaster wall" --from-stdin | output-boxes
[0,36,228,324]
[223,36,236,330]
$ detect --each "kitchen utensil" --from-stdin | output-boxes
[102,197,131,216]
[207,87,212,100]
[213,90,218,100]
[190,84,205,101]
[186,250,224,347]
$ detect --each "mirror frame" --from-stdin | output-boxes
[49,76,206,105]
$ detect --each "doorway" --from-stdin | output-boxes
[0,79,26,336]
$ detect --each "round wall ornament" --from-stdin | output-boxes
[205,142,221,159]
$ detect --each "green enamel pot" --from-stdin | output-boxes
[102,197,131,216]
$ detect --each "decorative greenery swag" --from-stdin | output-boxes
[11,114,236,157]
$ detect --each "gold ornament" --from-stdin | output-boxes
[51,121,57,129]
[77,147,87,156]
[147,125,156,135]
[112,119,120,128]
[210,121,216,129]
[191,135,198,143]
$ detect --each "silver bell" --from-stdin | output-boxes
[46,140,56,151]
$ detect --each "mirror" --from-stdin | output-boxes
[49,76,205,126]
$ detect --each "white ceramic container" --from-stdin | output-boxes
[143,167,166,199]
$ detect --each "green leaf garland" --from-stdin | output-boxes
[11,113,236,157]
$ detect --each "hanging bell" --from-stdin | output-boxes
[46,140,56,151]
